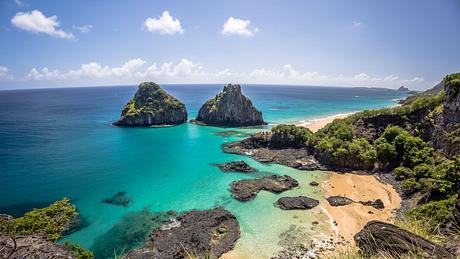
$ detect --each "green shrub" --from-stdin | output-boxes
[270,124,313,148]
[401,178,421,193]
[64,242,94,259]
[393,167,414,180]
[407,195,457,228]
[0,198,77,241]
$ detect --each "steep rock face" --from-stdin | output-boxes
[0,234,75,259]
[114,82,187,126]
[195,84,264,127]
[126,208,240,259]
[354,221,454,258]
[433,76,460,158]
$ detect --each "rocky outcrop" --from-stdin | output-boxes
[0,234,75,259]
[326,196,354,207]
[102,191,131,207]
[215,161,256,173]
[354,221,454,258]
[230,175,299,201]
[275,196,319,210]
[432,75,460,158]
[114,82,187,126]
[126,208,240,259]
[223,137,325,171]
[398,86,410,92]
[194,84,265,127]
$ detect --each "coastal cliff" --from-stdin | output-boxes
[194,84,265,127]
[114,82,187,126]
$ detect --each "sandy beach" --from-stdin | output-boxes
[322,173,401,241]
[297,113,353,132]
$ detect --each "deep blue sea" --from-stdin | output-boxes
[0,84,406,258]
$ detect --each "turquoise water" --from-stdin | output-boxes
[0,85,406,258]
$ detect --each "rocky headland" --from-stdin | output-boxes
[114,82,187,127]
[0,234,75,259]
[126,208,240,259]
[230,175,299,201]
[194,84,265,127]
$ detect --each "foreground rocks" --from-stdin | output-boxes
[275,196,319,210]
[354,221,454,258]
[215,161,256,173]
[230,175,299,201]
[126,208,239,259]
[194,84,265,127]
[114,82,188,126]
[0,234,74,259]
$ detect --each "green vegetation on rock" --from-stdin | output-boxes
[0,198,77,241]
[64,242,95,259]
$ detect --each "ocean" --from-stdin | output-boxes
[0,84,406,258]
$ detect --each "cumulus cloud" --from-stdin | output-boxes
[11,10,74,39]
[221,17,257,37]
[18,59,426,89]
[72,24,92,33]
[144,11,184,35]
[352,21,363,28]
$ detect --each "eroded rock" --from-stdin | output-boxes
[275,196,319,210]
[354,220,454,258]
[215,161,256,173]
[231,175,299,201]
[194,84,265,127]
[0,234,74,259]
[126,208,239,259]
[114,82,187,126]
[326,196,355,207]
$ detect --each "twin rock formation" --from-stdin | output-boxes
[115,82,264,127]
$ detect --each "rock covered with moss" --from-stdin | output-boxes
[114,82,187,126]
[195,84,264,127]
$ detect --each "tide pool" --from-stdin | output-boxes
[0,84,406,258]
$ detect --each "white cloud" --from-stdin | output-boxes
[0,66,9,79]
[14,0,28,7]
[352,21,363,28]
[221,17,257,37]
[11,10,74,39]
[18,59,427,89]
[72,24,92,33]
[144,11,184,35]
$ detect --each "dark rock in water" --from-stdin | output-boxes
[326,196,354,207]
[126,208,240,259]
[275,196,319,210]
[194,84,265,127]
[360,199,385,209]
[215,161,256,173]
[102,191,131,207]
[213,130,252,138]
[114,82,187,126]
[91,209,174,259]
[0,234,74,259]
[354,221,454,258]
[230,175,299,201]
[309,181,319,186]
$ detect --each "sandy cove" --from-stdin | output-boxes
[297,113,353,132]
[322,173,401,241]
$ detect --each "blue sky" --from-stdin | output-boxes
[0,0,459,90]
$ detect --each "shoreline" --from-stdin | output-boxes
[321,173,401,242]
[296,112,354,132]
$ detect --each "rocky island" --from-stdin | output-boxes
[114,82,187,127]
[194,84,265,127]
